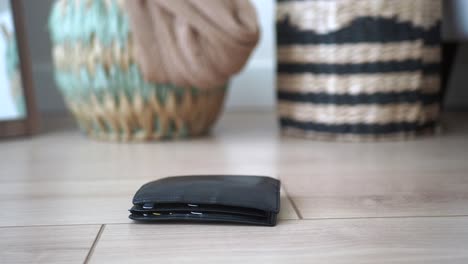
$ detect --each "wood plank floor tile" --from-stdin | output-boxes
[0,225,100,264]
[279,114,468,219]
[0,113,280,183]
[90,218,468,264]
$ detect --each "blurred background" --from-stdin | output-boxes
[0,0,23,120]
[22,0,468,114]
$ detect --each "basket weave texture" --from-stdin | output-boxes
[49,0,226,141]
[276,0,442,141]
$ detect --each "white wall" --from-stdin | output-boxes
[0,7,20,120]
[22,0,468,114]
[24,0,63,113]
[227,0,276,110]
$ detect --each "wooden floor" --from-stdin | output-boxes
[1,111,468,263]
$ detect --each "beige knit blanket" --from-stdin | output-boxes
[125,0,260,90]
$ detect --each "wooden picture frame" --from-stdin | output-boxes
[0,0,37,138]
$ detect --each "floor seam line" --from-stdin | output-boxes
[0,223,113,229]
[84,224,106,264]
[282,186,303,219]
[297,214,468,221]
[3,214,468,229]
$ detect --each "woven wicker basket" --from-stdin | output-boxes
[49,0,226,141]
[277,0,442,141]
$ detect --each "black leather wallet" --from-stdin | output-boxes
[129,175,281,226]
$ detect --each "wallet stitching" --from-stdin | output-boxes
[130,214,274,226]
[134,197,275,209]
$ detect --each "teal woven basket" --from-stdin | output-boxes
[49,0,226,141]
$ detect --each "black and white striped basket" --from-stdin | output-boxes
[276,0,442,141]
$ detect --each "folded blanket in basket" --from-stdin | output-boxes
[125,0,260,90]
